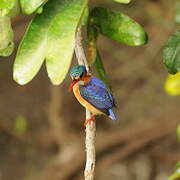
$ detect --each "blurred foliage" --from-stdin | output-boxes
[163,30,180,75]
[0,1,179,180]
[165,72,180,96]
[176,124,180,141]
[169,161,180,180]
[168,125,180,180]
[176,0,180,24]
[113,0,131,4]
[13,115,28,136]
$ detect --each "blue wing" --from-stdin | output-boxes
[90,76,107,89]
[80,77,115,115]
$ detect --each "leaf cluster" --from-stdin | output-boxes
[163,0,180,95]
[0,0,148,85]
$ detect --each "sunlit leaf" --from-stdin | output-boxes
[0,0,18,16]
[0,16,14,56]
[0,16,12,49]
[90,7,148,46]
[0,41,14,56]
[9,0,20,17]
[13,9,49,85]
[165,72,180,95]
[36,6,43,14]
[20,0,47,14]
[0,0,15,9]
[114,0,131,4]
[46,0,88,85]
[163,30,180,74]
[14,0,88,85]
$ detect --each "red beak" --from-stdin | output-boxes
[68,79,79,92]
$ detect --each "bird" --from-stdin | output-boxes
[69,65,116,126]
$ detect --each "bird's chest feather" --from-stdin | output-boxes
[73,85,102,115]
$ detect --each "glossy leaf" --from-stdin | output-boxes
[20,0,47,14]
[114,0,131,4]
[14,0,88,85]
[13,6,50,85]
[46,0,88,85]
[90,7,148,46]
[163,30,180,74]
[165,72,180,96]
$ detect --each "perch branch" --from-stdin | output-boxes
[75,26,96,180]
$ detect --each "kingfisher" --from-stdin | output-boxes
[69,65,116,126]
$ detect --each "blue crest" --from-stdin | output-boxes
[70,65,87,77]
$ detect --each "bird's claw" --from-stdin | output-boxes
[84,116,96,126]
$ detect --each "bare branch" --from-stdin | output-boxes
[75,26,96,180]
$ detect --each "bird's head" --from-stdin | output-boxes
[69,65,91,91]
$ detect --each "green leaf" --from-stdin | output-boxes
[90,7,148,46]
[20,0,47,15]
[94,50,112,90]
[9,0,20,17]
[163,31,180,74]
[114,0,131,4]
[0,0,15,9]
[0,16,12,49]
[14,0,88,85]
[46,0,88,85]
[81,6,89,26]
[13,10,49,85]
[0,16,14,56]
[0,41,14,56]
[164,72,180,96]
[0,0,17,16]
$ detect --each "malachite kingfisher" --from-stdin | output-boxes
[69,65,116,126]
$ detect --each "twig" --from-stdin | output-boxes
[75,26,96,180]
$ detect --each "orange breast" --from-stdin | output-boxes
[73,84,103,115]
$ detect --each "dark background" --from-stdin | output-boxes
[0,0,179,179]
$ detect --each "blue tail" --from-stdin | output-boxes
[108,109,116,121]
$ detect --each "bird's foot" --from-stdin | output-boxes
[84,115,96,126]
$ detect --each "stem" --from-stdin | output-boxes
[75,26,96,180]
